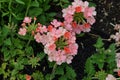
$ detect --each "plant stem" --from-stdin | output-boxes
[117,78,120,80]
[25,0,31,16]
[8,0,12,23]
[26,35,33,47]
[50,63,57,80]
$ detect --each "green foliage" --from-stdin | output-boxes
[83,37,116,80]
[32,71,44,80]
[55,64,76,80]
[0,23,44,80]
[95,71,107,80]
[0,0,57,26]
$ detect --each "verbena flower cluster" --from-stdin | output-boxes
[18,0,96,65]
[62,0,96,34]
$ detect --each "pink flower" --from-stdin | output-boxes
[114,24,120,30]
[18,27,27,36]
[72,0,83,8]
[64,21,73,31]
[84,7,96,18]
[69,43,78,55]
[113,32,120,42]
[87,16,96,25]
[66,56,73,64]
[51,27,66,38]
[23,17,32,24]
[51,19,61,28]
[64,14,73,23]
[75,6,82,13]
[48,44,56,52]
[48,52,56,62]
[55,50,66,65]
[72,24,83,34]
[26,74,31,80]
[82,23,91,32]
[62,5,75,17]
[106,74,116,80]
[34,33,41,43]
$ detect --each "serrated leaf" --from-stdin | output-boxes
[15,0,25,5]
[12,38,23,49]
[4,38,12,46]
[25,46,33,56]
[94,37,104,48]
[37,52,46,60]
[85,58,95,76]
[3,50,11,61]
[29,57,39,68]
[66,66,76,79]
[55,66,64,75]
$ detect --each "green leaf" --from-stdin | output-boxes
[0,0,9,2]
[94,37,104,48]
[14,62,24,70]
[32,71,44,80]
[11,69,18,76]
[4,51,11,61]
[0,68,4,74]
[43,5,50,11]
[39,15,46,24]
[29,57,39,68]
[47,12,56,17]
[2,63,7,70]
[76,33,85,37]
[45,74,51,80]
[25,46,33,56]
[89,2,96,7]
[28,8,43,17]
[2,12,9,17]
[59,75,67,80]
[85,58,95,76]
[30,1,39,7]
[66,66,76,79]
[95,71,107,80]
[4,38,12,46]
[17,57,29,65]
[37,52,46,60]
[12,38,23,49]
[55,66,64,75]
[15,0,25,5]
[2,26,10,38]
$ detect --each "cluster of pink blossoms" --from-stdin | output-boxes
[18,0,96,65]
[62,0,96,34]
[18,17,32,36]
[34,19,78,65]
